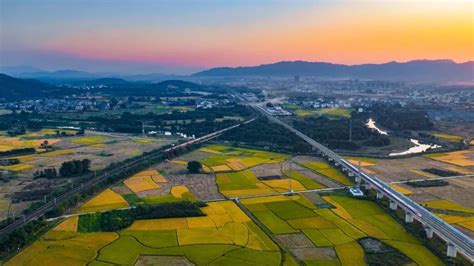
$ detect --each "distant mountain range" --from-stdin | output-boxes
[0,73,67,100]
[0,73,206,100]
[193,59,474,81]
[0,66,183,83]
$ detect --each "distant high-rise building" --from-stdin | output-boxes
[294,75,300,83]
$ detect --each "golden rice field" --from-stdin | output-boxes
[0,163,34,172]
[410,169,437,178]
[390,184,413,195]
[211,164,232,172]
[76,189,129,214]
[422,200,474,214]
[436,213,474,232]
[52,216,79,232]
[432,133,464,142]
[0,137,61,152]
[6,232,119,266]
[302,161,353,185]
[170,185,190,198]
[123,170,166,193]
[424,150,474,167]
[124,175,160,193]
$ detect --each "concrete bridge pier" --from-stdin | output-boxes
[405,212,413,223]
[355,175,361,183]
[447,243,457,257]
[347,171,354,177]
[376,191,383,199]
[389,201,398,210]
[424,226,434,238]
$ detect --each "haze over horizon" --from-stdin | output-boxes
[1,0,473,74]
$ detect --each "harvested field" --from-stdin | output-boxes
[276,233,315,249]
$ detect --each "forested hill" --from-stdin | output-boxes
[193,59,474,82]
[0,74,218,100]
[0,73,68,100]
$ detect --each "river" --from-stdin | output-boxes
[366,118,441,156]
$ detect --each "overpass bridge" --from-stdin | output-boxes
[250,103,473,261]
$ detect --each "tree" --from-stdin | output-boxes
[187,161,202,173]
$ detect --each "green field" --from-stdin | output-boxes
[282,105,352,118]
[72,135,108,145]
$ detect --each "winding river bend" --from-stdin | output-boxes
[366,118,441,156]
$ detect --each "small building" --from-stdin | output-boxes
[349,187,364,197]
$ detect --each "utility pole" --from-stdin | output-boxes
[286,156,293,194]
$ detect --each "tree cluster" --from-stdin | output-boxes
[219,118,312,153]
[33,168,58,179]
[59,159,91,177]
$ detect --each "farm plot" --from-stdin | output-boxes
[123,170,166,193]
[301,161,353,185]
[76,189,129,214]
[8,201,282,266]
[242,194,442,266]
[216,170,307,197]
[199,144,288,172]
[422,199,474,233]
[0,136,61,152]
[94,200,280,265]
[142,185,198,204]
[424,150,474,167]
[71,135,109,146]
[5,231,118,266]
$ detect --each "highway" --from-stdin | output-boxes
[248,102,473,260]
[0,119,253,237]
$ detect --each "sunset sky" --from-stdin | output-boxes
[1,0,473,74]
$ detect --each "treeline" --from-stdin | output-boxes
[219,118,312,153]
[0,148,35,157]
[88,105,251,134]
[0,219,50,260]
[359,104,434,131]
[292,116,390,151]
[79,201,205,232]
[0,158,20,166]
